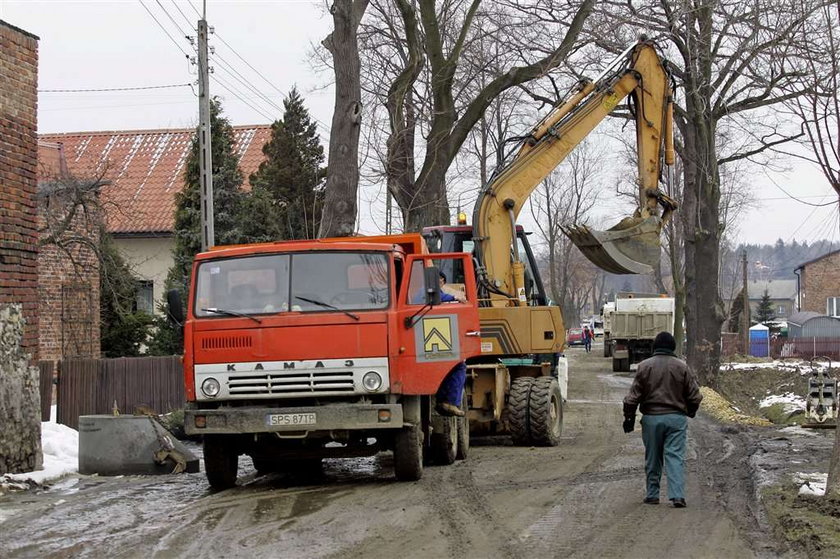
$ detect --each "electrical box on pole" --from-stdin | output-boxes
[198,18,215,251]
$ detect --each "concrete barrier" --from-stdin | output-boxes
[78,415,199,475]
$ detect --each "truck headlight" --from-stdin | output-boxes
[201,377,221,398]
[362,371,383,392]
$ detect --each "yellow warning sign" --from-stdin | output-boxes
[422,317,452,353]
[603,92,619,112]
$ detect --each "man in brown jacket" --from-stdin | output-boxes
[623,331,703,508]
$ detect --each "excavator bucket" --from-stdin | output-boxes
[562,216,663,275]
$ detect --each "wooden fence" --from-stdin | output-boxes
[56,356,184,430]
[38,360,56,421]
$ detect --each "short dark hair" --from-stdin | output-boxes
[653,331,676,351]
[439,271,447,282]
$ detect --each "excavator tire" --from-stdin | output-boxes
[456,392,469,460]
[204,435,238,490]
[430,413,457,465]
[394,423,423,481]
[528,376,563,446]
[508,377,536,446]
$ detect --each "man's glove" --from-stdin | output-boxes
[622,417,635,433]
[687,403,699,418]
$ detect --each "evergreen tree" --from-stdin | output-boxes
[728,287,749,333]
[99,234,152,357]
[756,289,776,324]
[244,87,326,241]
[148,98,245,354]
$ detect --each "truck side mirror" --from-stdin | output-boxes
[424,266,442,306]
[166,289,185,325]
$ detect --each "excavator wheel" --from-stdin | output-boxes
[528,376,563,446]
[508,377,536,446]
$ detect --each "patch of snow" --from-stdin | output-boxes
[759,392,806,414]
[1,405,78,487]
[794,472,828,497]
[779,425,820,437]
[720,359,840,373]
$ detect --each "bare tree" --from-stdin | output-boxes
[597,0,819,386]
[372,0,595,231]
[319,0,370,238]
[529,140,603,325]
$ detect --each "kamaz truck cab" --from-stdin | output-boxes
[171,234,481,488]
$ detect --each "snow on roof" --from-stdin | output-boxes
[38,125,271,235]
[746,279,797,300]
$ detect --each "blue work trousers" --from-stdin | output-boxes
[436,361,466,407]
[640,413,687,501]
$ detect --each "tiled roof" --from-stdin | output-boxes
[38,125,271,235]
[794,249,840,271]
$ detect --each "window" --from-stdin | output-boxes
[407,259,467,305]
[135,280,154,314]
[777,305,786,315]
[828,297,840,318]
[194,252,390,317]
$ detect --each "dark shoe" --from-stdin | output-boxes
[671,498,686,508]
[643,497,660,505]
[435,402,465,417]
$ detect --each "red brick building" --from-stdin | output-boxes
[0,20,39,357]
[794,249,840,316]
[37,142,101,360]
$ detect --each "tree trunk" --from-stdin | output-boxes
[318,0,369,238]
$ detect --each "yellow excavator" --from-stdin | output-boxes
[422,39,676,445]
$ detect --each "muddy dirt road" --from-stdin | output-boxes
[1,346,780,558]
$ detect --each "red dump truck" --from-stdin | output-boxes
[168,234,480,488]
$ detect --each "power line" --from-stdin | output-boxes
[187,0,201,18]
[211,54,283,115]
[169,0,195,30]
[138,0,191,59]
[39,83,193,93]
[211,74,274,122]
[155,0,193,42]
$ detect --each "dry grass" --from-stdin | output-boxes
[700,386,772,426]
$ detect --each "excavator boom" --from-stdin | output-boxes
[472,40,676,305]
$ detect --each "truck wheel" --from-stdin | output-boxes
[612,357,623,372]
[204,435,238,490]
[621,358,630,372]
[456,393,469,460]
[430,414,457,465]
[528,376,563,446]
[508,377,535,446]
[394,424,423,481]
[604,339,612,357]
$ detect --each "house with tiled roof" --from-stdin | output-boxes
[794,249,840,316]
[38,125,271,312]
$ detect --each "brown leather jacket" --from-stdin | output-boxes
[623,351,703,417]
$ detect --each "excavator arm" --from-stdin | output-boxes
[472,40,676,307]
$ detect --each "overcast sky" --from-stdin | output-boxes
[2,0,838,246]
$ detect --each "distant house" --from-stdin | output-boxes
[794,249,840,316]
[37,126,271,313]
[723,279,797,322]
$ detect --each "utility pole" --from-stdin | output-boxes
[741,250,750,354]
[197,6,214,251]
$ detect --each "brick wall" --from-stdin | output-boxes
[801,251,840,314]
[37,206,101,361]
[0,20,39,358]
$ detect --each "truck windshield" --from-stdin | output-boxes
[194,252,389,317]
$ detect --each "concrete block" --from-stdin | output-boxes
[78,415,199,475]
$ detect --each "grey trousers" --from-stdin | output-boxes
[641,413,687,500]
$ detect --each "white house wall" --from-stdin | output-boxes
[114,236,175,314]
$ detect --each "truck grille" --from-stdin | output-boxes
[228,370,355,396]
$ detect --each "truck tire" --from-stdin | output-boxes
[394,424,423,481]
[612,357,629,372]
[456,393,469,460]
[204,435,238,490]
[604,338,612,357]
[528,376,563,446]
[508,377,535,446]
[430,414,457,465]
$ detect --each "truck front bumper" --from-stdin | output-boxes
[184,403,404,435]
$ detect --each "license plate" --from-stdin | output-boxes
[266,413,317,427]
